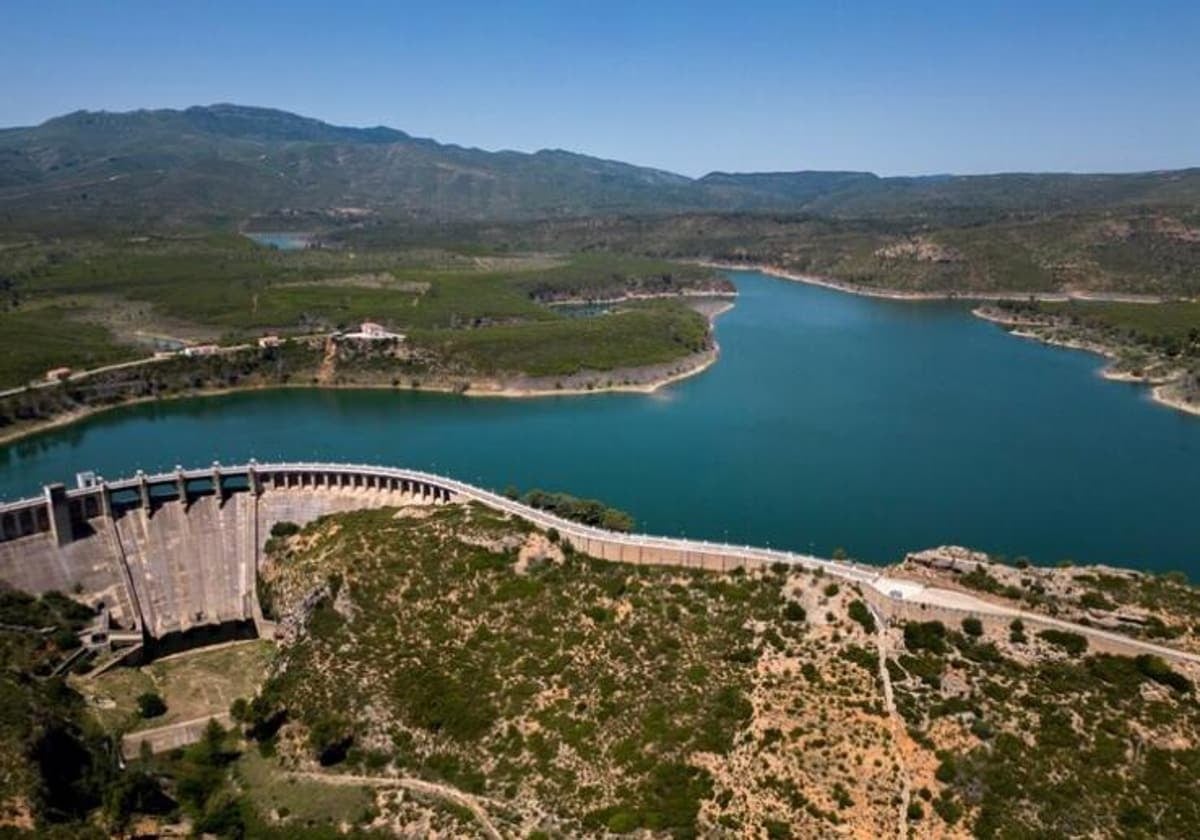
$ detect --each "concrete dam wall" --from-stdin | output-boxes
[0,461,851,650]
[0,464,456,644]
[6,461,1195,668]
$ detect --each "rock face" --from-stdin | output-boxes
[899,545,1200,655]
[905,545,990,574]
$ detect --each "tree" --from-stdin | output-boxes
[137,692,167,719]
[309,715,354,766]
[104,769,175,829]
[847,600,877,634]
[961,617,984,637]
[270,520,300,538]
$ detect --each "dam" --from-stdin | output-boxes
[0,463,459,652]
[3,461,1198,669]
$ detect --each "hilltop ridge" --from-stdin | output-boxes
[2,104,1199,230]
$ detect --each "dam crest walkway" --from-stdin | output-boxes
[1,461,1197,667]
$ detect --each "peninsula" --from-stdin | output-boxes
[0,241,733,443]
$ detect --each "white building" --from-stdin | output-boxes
[343,321,403,341]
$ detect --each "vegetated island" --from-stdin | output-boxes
[3,500,1200,838]
[0,239,734,444]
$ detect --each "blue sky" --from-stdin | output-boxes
[3,0,1197,176]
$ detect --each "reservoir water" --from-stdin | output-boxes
[3,270,1198,572]
[243,232,312,250]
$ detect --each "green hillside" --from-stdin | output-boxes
[2,105,1199,232]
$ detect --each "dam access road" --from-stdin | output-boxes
[1,461,1196,669]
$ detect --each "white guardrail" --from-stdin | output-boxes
[4,461,879,585]
[6,461,1200,666]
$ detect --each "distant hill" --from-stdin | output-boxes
[0,104,1197,229]
[697,170,879,206]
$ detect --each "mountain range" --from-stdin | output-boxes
[0,103,1198,229]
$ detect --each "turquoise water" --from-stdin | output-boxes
[244,232,311,250]
[3,271,1198,571]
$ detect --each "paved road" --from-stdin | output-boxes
[30,460,1200,669]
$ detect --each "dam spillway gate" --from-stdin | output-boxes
[0,463,458,653]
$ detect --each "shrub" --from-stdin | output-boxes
[903,621,947,654]
[103,769,175,827]
[847,600,876,634]
[1135,654,1193,693]
[783,601,806,622]
[269,520,301,538]
[831,782,853,809]
[1038,629,1088,657]
[309,715,354,766]
[961,617,983,637]
[136,692,167,719]
[933,793,963,825]
[52,627,82,650]
[765,819,793,838]
[1079,591,1116,611]
[823,583,840,598]
[907,801,924,820]
[521,489,635,531]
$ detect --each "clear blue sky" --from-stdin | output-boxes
[4,0,1197,177]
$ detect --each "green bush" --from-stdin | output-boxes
[933,793,963,825]
[104,769,175,827]
[270,520,301,538]
[1080,591,1116,611]
[136,692,167,719]
[1038,629,1088,657]
[783,601,806,622]
[903,621,947,654]
[961,617,984,637]
[308,715,354,766]
[1135,654,1193,693]
[518,489,636,531]
[847,600,877,634]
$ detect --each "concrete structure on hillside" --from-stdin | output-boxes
[342,321,403,341]
[2,462,1198,669]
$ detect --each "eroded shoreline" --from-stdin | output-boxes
[702,261,1198,418]
[699,260,1176,304]
[971,306,1200,418]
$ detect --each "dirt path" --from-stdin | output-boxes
[289,770,502,839]
[315,337,338,385]
[870,604,911,839]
